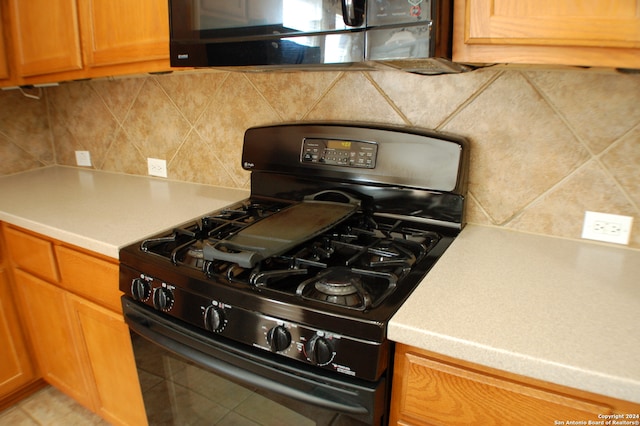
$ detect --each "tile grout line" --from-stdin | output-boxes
[435,69,504,131]
[520,71,638,212]
[299,71,346,121]
[362,71,412,126]
[243,72,287,122]
[593,120,640,213]
[89,78,146,171]
[494,72,640,227]
[145,76,194,168]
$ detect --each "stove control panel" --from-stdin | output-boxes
[301,138,377,169]
[121,265,384,381]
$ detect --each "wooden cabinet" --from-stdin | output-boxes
[56,245,122,313]
[453,0,640,69]
[390,344,640,426]
[7,0,83,77]
[2,224,147,426]
[68,295,147,426]
[0,7,9,80]
[1,0,170,87]
[3,225,59,283]
[78,0,169,68]
[12,269,94,408]
[0,265,40,407]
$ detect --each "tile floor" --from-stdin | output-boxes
[0,386,108,426]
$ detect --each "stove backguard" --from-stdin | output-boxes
[242,123,468,200]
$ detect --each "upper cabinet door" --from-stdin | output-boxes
[454,0,640,68]
[0,9,9,80]
[79,0,169,67]
[467,0,640,48]
[8,0,83,77]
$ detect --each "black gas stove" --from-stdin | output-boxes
[119,123,468,425]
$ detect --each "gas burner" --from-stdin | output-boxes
[296,267,396,311]
[362,240,419,269]
[309,268,368,308]
[178,243,206,269]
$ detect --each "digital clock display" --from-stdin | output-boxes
[301,137,377,169]
[327,140,352,149]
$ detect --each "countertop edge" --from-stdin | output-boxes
[388,322,640,404]
[0,212,120,258]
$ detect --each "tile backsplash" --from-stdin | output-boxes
[1,68,639,249]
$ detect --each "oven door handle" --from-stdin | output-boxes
[125,310,370,416]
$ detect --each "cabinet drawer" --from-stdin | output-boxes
[55,246,121,314]
[3,226,59,283]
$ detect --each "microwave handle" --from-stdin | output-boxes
[342,0,365,27]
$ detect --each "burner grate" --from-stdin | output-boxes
[139,200,441,311]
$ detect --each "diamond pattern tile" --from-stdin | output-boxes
[527,70,640,154]
[48,81,120,169]
[193,73,280,187]
[247,71,341,121]
[155,71,229,125]
[507,160,639,247]
[0,90,52,166]
[442,71,591,224]
[1,67,639,248]
[601,125,640,208]
[122,77,191,160]
[91,77,145,124]
[369,68,497,129]
[305,72,405,124]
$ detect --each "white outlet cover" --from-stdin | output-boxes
[75,150,92,167]
[581,211,633,245]
[147,158,168,178]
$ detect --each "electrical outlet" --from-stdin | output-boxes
[75,151,92,167]
[581,211,633,245]
[147,158,167,178]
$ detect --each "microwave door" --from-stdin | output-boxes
[170,0,367,67]
[181,0,366,35]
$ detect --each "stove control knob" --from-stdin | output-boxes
[152,287,174,311]
[131,278,151,301]
[267,326,291,352]
[204,305,225,332]
[306,335,334,366]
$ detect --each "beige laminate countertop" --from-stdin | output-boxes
[0,167,248,258]
[389,224,640,404]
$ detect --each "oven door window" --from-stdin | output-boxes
[124,299,385,425]
[133,333,351,425]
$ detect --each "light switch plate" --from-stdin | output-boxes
[75,151,92,167]
[581,211,633,245]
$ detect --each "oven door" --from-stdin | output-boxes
[122,297,387,425]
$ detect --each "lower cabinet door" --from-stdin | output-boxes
[13,269,94,409]
[69,295,147,426]
[0,269,38,399]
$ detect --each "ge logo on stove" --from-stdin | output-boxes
[243,161,255,169]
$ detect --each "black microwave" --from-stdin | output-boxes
[168,0,465,74]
